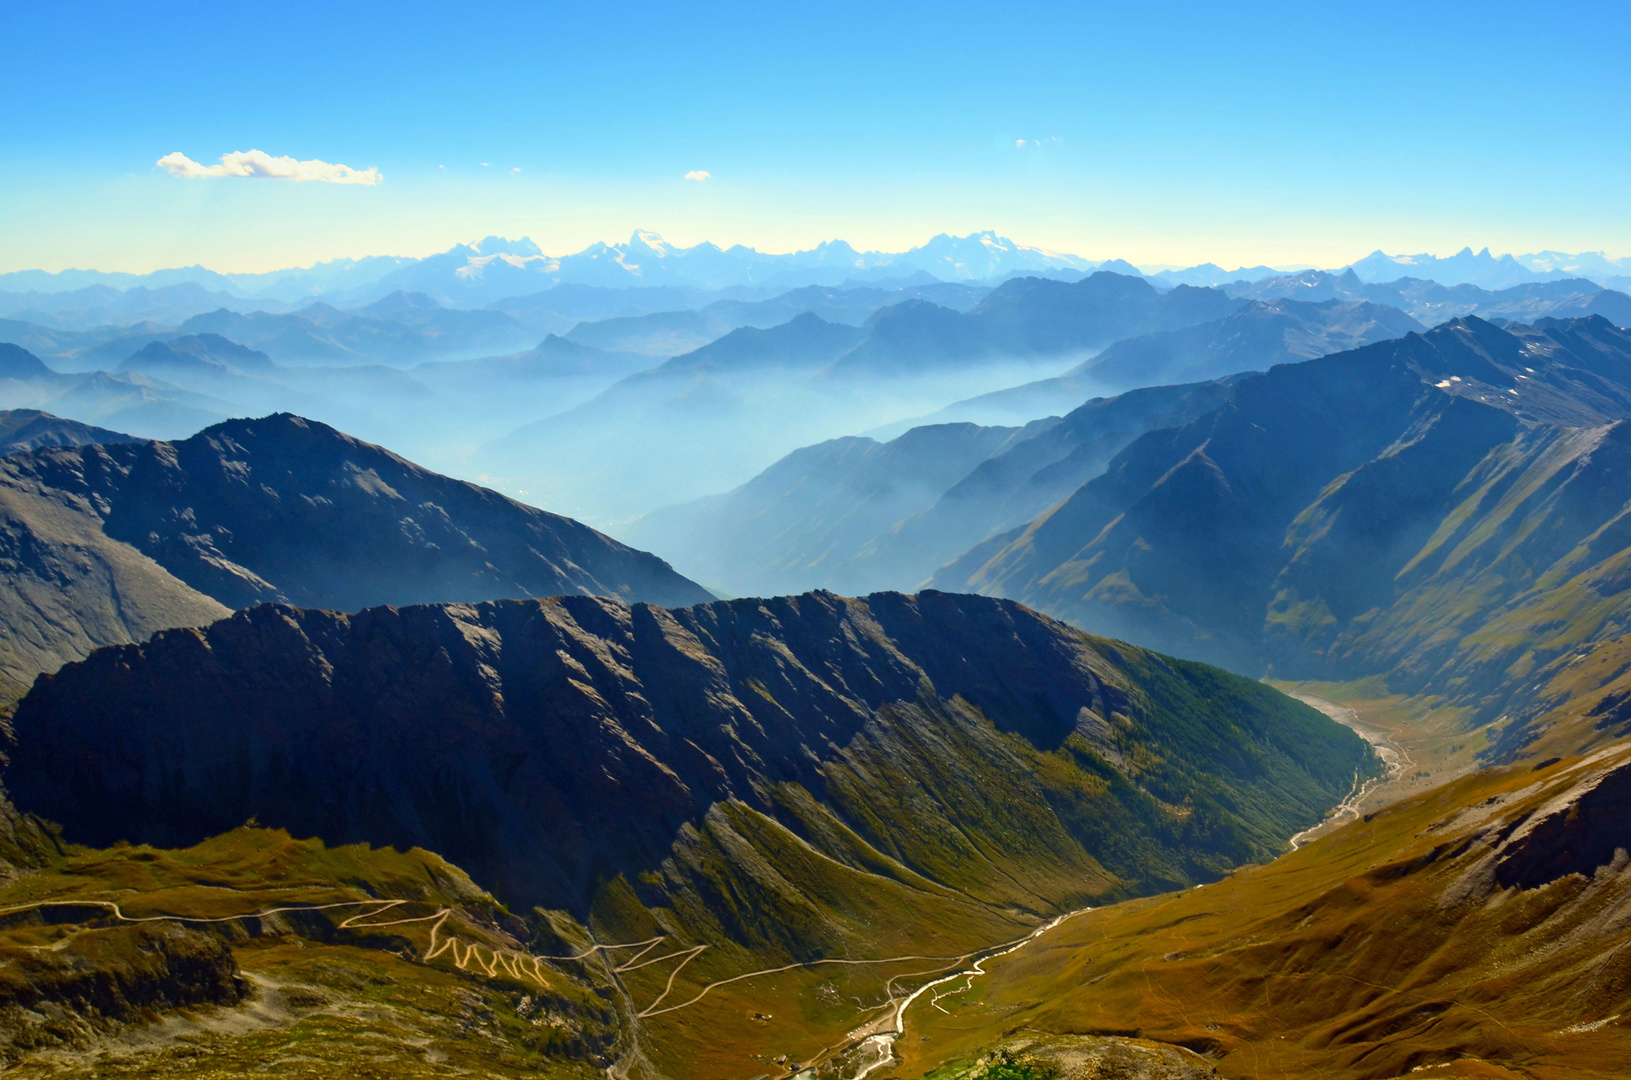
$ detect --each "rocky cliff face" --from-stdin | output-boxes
[0,413,709,685]
[8,591,1371,945]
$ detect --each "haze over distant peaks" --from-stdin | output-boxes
[5,233,1628,310]
[1349,246,1631,290]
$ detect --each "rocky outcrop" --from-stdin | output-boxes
[0,922,244,1062]
[1494,758,1631,889]
[922,1034,1218,1080]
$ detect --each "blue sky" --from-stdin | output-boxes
[4,0,1628,273]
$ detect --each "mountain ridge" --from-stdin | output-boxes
[0,412,709,685]
[932,315,1631,731]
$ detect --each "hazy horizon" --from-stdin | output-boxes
[3,227,1625,282]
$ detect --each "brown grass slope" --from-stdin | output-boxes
[0,828,615,1078]
[903,745,1631,1080]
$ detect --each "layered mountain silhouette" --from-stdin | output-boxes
[9,590,1372,930]
[1081,297,1424,389]
[558,281,992,357]
[0,342,238,437]
[941,295,1423,421]
[933,316,1631,722]
[1231,268,1631,327]
[181,294,536,366]
[627,381,1236,598]
[478,273,1246,521]
[628,421,1047,595]
[119,332,278,378]
[0,413,707,686]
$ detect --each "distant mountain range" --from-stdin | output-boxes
[1349,246,1631,291]
[0,232,1098,308]
[7,233,1626,310]
[1229,267,1631,325]
[0,413,707,688]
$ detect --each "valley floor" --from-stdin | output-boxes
[1270,683,1483,830]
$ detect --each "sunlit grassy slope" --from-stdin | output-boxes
[901,744,1631,1080]
[0,829,616,1078]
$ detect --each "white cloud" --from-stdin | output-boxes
[156,149,381,185]
[1016,139,1026,147]
[512,167,521,173]
[684,170,711,182]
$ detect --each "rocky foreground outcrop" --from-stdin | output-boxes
[0,922,244,1062]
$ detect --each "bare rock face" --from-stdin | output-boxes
[0,412,709,684]
[6,590,1372,926]
[0,471,231,685]
[0,922,244,1063]
[1495,758,1631,889]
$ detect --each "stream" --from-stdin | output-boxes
[841,909,1091,1080]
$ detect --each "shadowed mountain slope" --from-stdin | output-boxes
[860,380,1240,586]
[0,343,60,382]
[934,316,1631,723]
[8,589,1374,934]
[0,413,708,685]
